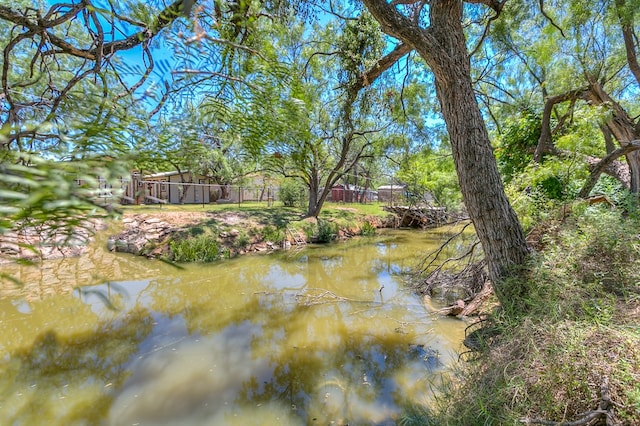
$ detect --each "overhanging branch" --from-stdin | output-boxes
[533,88,588,162]
[352,43,412,91]
[0,0,187,61]
[579,140,640,198]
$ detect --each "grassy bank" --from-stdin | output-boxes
[119,202,392,262]
[406,206,640,425]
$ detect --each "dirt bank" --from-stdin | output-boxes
[108,209,393,260]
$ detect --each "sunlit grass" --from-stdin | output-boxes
[120,201,388,217]
[119,201,392,262]
[414,206,640,425]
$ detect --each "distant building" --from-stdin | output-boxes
[137,171,279,205]
[142,171,215,204]
[377,184,407,203]
[330,184,376,203]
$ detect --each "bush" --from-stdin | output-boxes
[279,179,306,208]
[495,110,541,183]
[591,175,640,218]
[170,234,219,262]
[316,219,337,243]
[359,220,376,236]
[262,225,285,244]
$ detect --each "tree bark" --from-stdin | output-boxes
[585,80,640,192]
[362,0,530,287]
[534,89,587,162]
[579,141,640,198]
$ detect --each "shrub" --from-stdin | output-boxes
[279,179,306,208]
[316,219,337,243]
[262,225,285,244]
[170,234,219,262]
[360,220,376,236]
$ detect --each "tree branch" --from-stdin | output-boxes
[533,88,588,162]
[538,0,566,38]
[352,43,412,91]
[361,0,440,69]
[615,0,640,86]
[578,140,640,198]
[0,1,187,61]
[465,0,506,15]
[584,79,636,143]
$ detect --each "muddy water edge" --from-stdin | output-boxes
[0,226,468,425]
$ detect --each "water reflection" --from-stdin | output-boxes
[0,304,153,425]
[0,228,468,425]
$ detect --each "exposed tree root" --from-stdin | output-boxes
[459,279,493,317]
[420,262,490,317]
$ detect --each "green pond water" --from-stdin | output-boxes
[0,228,468,425]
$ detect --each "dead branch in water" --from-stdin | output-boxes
[410,221,492,317]
[435,279,494,317]
[417,221,476,275]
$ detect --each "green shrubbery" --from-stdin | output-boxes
[261,225,285,244]
[409,205,640,425]
[234,230,250,249]
[279,179,306,208]
[316,219,338,242]
[359,220,376,236]
[170,234,220,262]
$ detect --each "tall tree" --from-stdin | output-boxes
[261,13,408,217]
[134,101,250,202]
[361,0,530,288]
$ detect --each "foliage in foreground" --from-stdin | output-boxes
[408,206,640,425]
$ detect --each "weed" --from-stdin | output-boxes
[302,223,316,241]
[189,226,204,236]
[235,230,250,249]
[262,225,285,244]
[170,234,219,262]
[360,220,376,236]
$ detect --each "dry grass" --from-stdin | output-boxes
[414,207,640,425]
[428,319,640,425]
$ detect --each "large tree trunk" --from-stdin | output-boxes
[363,0,530,287]
[307,174,320,217]
[427,3,529,283]
[307,173,334,217]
